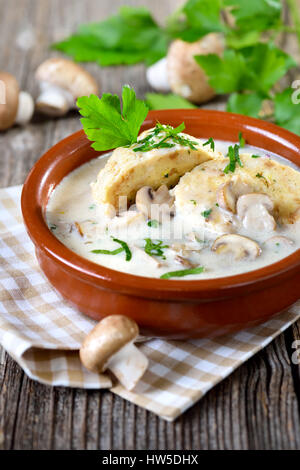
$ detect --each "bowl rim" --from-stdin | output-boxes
[21,109,300,300]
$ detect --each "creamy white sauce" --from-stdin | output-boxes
[46,140,300,280]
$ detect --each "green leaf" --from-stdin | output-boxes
[195,49,248,93]
[224,0,282,34]
[145,93,197,110]
[160,266,204,279]
[167,0,225,42]
[52,6,168,66]
[77,85,149,151]
[242,43,296,94]
[227,92,263,117]
[196,44,295,96]
[274,87,300,134]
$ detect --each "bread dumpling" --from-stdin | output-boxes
[91,127,223,214]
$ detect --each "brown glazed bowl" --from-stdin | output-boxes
[21,110,300,339]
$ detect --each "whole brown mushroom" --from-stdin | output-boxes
[35,58,99,116]
[146,33,224,104]
[0,72,34,130]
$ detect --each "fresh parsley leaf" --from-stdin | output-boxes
[238,131,245,147]
[144,238,169,259]
[91,236,132,261]
[196,43,295,96]
[160,266,204,279]
[91,247,124,255]
[227,92,263,117]
[53,7,169,66]
[147,220,159,228]
[274,87,300,134]
[77,85,148,151]
[112,237,132,261]
[224,144,243,173]
[167,0,225,42]
[201,208,212,218]
[195,49,248,93]
[145,93,197,110]
[224,0,282,34]
[203,137,215,151]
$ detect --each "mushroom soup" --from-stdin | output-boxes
[46,134,300,280]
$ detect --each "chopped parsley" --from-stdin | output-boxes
[91,236,132,261]
[203,137,215,151]
[190,199,197,205]
[133,122,198,152]
[224,144,243,174]
[201,208,212,218]
[251,154,261,158]
[238,131,245,148]
[147,219,159,228]
[144,238,169,259]
[160,266,204,279]
[89,204,96,209]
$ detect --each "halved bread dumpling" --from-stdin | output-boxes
[174,153,300,232]
[91,128,223,214]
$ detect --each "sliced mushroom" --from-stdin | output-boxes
[212,234,261,261]
[174,255,197,268]
[35,58,99,116]
[216,177,252,213]
[236,193,276,232]
[80,315,148,391]
[264,236,294,250]
[136,185,175,221]
[0,72,34,130]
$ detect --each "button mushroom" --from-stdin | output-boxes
[80,315,148,391]
[136,185,175,221]
[216,177,252,213]
[35,58,99,116]
[236,193,276,232]
[212,234,261,261]
[0,72,34,130]
[146,33,224,103]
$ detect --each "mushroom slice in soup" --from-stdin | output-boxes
[211,234,261,261]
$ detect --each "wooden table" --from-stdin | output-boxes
[1,0,300,450]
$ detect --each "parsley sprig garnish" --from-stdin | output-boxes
[203,137,215,151]
[224,144,243,174]
[144,238,169,260]
[160,266,204,279]
[91,236,132,261]
[133,122,198,153]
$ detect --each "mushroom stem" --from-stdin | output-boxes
[36,84,74,116]
[15,91,34,125]
[107,342,149,391]
[146,57,171,92]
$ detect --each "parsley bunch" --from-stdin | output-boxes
[54,1,300,134]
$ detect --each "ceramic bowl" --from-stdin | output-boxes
[21,110,300,338]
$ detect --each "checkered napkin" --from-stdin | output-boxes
[0,185,299,421]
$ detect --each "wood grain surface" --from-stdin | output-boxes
[0,0,300,450]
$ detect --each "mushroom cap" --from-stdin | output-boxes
[136,185,175,221]
[0,72,19,130]
[79,315,139,373]
[35,58,99,99]
[236,193,274,219]
[212,234,261,260]
[167,33,224,104]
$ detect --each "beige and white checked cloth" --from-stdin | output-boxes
[0,185,300,421]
